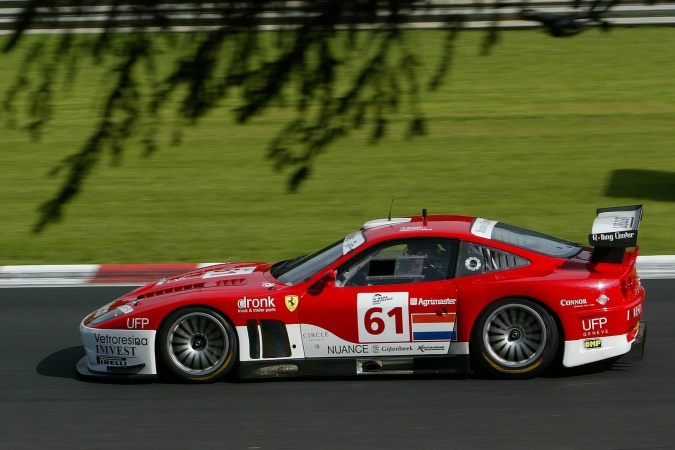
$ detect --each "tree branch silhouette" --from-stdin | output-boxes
[0,0,630,231]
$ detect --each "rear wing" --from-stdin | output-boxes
[589,205,643,263]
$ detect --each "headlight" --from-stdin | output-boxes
[87,304,134,326]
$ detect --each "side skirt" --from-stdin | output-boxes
[238,355,471,379]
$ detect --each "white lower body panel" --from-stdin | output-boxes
[80,322,157,375]
[562,333,632,368]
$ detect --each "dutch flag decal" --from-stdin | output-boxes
[411,313,456,341]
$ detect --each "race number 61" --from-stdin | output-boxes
[357,292,410,342]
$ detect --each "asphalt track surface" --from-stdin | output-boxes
[1,280,673,449]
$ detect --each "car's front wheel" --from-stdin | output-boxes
[471,298,558,379]
[157,307,237,383]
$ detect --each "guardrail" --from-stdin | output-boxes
[0,0,674,35]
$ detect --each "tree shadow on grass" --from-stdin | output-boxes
[605,169,675,202]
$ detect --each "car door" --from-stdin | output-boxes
[299,238,459,358]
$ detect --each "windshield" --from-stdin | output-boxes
[273,229,366,284]
[491,223,582,258]
[272,239,345,285]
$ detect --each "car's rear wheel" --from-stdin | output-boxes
[157,307,237,383]
[471,298,558,379]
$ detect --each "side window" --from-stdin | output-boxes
[336,238,456,287]
[456,241,529,278]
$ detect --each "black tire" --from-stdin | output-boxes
[471,298,558,379]
[157,307,237,383]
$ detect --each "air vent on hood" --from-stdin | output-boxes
[213,278,247,287]
[137,282,205,299]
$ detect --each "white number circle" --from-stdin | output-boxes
[465,256,482,271]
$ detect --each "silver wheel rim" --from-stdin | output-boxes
[165,312,229,376]
[482,304,547,368]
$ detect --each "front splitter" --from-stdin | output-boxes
[76,357,157,381]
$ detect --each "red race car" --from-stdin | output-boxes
[78,205,645,382]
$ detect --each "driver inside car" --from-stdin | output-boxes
[336,239,451,286]
[405,240,449,281]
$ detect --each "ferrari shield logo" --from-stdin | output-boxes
[285,295,299,312]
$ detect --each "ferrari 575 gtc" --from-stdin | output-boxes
[78,205,646,382]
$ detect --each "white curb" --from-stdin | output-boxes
[636,255,675,279]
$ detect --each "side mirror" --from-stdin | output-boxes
[309,270,336,295]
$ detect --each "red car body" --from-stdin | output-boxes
[78,206,645,382]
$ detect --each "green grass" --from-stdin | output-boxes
[1,27,674,264]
